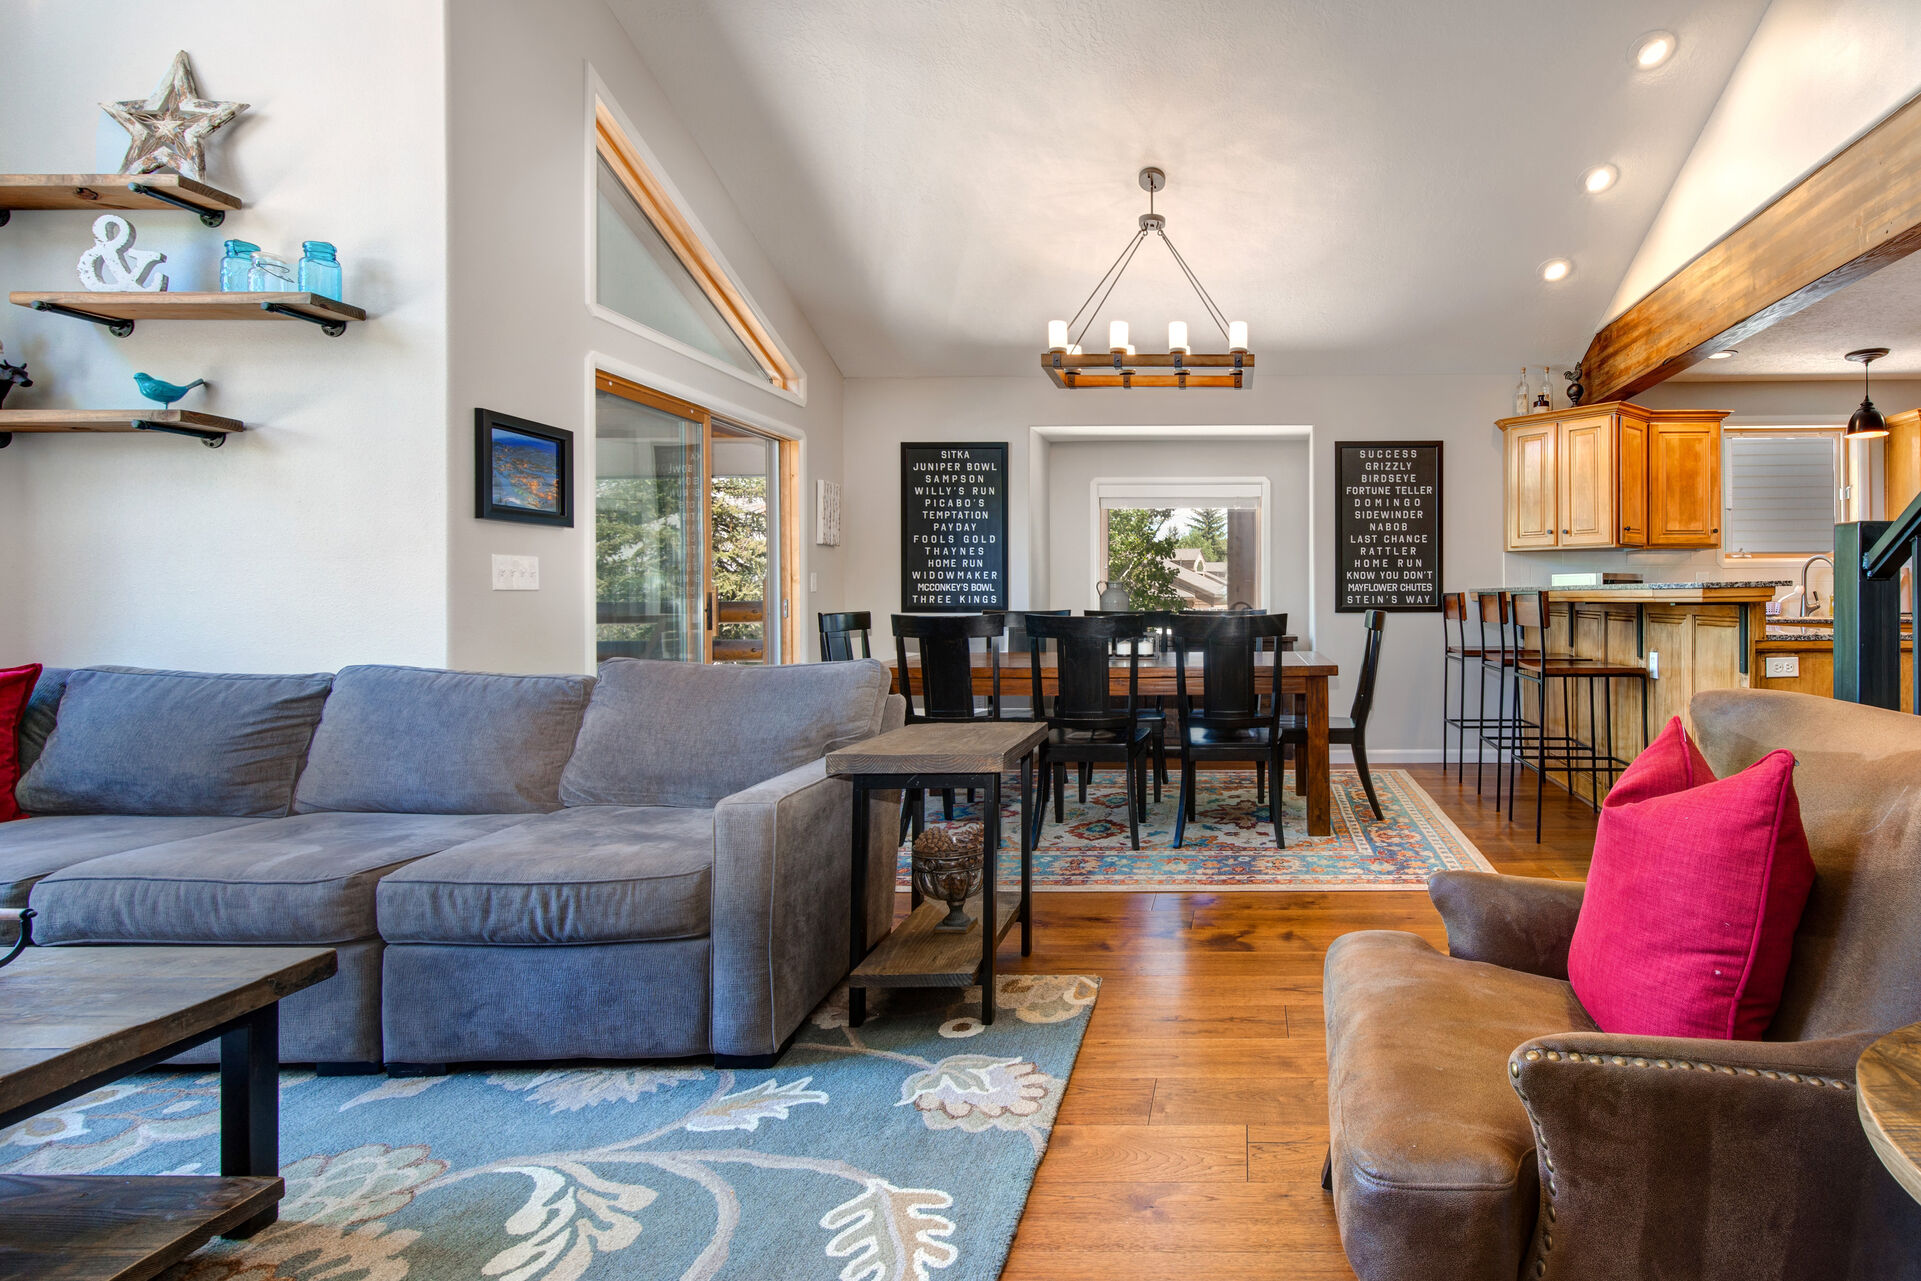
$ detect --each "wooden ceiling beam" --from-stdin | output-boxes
[1580,88,1921,404]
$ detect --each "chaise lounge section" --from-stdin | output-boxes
[9,657,902,1070]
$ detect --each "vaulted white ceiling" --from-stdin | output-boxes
[611,0,1768,379]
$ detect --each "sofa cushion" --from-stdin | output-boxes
[561,658,892,808]
[377,806,713,945]
[16,667,333,818]
[1324,929,1595,1281]
[295,666,593,815]
[16,660,69,772]
[0,815,268,908]
[17,666,69,773]
[1605,715,1711,807]
[30,812,532,945]
[1570,745,1814,1040]
[0,664,39,822]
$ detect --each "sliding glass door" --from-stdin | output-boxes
[594,372,797,664]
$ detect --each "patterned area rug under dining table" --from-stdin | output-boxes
[899,767,1493,891]
[0,976,1098,1281]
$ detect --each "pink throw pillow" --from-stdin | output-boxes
[0,663,41,823]
[1568,718,1814,1040]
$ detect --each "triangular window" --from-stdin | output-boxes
[594,102,799,394]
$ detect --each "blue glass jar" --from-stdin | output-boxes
[219,239,260,291]
[297,241,342,299]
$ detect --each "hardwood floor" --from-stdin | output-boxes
[960,762,1600,1280]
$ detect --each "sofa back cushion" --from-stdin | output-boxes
[295,665,593,814]
[560,658,893,808]
[18,666,70,774]
[1691,688,1921,1040]
[16,667,333,817]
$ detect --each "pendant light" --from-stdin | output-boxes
[1845,347,1892,439]
[1042,168,1252,389]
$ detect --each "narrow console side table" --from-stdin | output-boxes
[828,721,1047,1027]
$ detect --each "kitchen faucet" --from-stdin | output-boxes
[1800,554,1834,617]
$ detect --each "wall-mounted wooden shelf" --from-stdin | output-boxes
[9,291,365,337]
[0,174,242,227]
[0,409,244,449]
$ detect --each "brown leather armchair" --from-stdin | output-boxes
[1322,689,1921,1280]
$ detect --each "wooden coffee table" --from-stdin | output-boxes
[828,721,1047,1028]
[0,944,336,1280]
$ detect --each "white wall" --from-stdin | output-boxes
[1606,0,1921,321]
[444,0,847,672]
[1044,439,1311,628]
[0,1,451,670]
[840,375,1514,758]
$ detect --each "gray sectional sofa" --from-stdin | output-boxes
[3,659,903,1070]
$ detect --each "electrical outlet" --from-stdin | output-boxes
[1647,650,1659,679]
[491,554,539,591]
[1765,654,1800,679]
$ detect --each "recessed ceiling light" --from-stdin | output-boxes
[1707,348,1737,360]
[1541,258,1573,283]
[1583,164,1619,194]
[1633,30,1676,69]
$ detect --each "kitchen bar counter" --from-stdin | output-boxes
[1480,583,1785,806]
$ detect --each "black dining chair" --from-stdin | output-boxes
[817,612,873,661]
[1084,609,1171,797]
[1169,612,1289,849]
[892,613,1004,830]
[1026,613,1155,850]
[1283,609,1387,822]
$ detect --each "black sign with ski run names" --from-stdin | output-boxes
[901,442,1008,611]
[1336,440,1442,612]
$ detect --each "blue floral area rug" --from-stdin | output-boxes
[0,975,1098,1281]
[903,767,1493,891]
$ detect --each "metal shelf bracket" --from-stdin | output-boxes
[133,419,227,448]
[126,182,226,227]
[260,302,346,337]
[31,298,134,337]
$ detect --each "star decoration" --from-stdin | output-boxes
[101,51,247,182]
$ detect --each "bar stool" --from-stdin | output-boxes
[1505,589,1650,842]
[1473,590,1521,806]
[1440,591,1495,781]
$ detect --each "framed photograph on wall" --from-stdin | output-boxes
[475,408,574,527]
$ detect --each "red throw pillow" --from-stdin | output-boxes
[1569,721,1814,1040]
[0,663,42,823]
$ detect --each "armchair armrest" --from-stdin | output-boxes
[1428,871,1584,979]
[1509,1029,1920,1280]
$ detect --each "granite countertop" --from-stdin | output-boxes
[1470,581,1792,592]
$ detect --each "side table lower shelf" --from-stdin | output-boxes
[851,891,1022,995]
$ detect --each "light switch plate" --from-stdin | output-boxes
[1647,650,1659,679]
[492,554,539,590]
[1764,654,1800,679]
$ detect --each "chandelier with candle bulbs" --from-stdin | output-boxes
[1043,168,1253,390]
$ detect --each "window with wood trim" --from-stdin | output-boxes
[1721,427,1843,558]
[594,103,799,393]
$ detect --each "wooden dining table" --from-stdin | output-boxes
[887,649,1342,836]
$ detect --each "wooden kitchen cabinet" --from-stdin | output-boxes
[1647,412,1724,546]
[1498,401,1728,551]
[1505,418,1559,549]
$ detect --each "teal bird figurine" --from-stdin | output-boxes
[134,373,206,407]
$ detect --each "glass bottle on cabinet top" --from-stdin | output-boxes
[1532,365,1552,413]
[247,250,296,292]
[297,241,341,299]
[219,239,260,291]
[1514,368,1530,416]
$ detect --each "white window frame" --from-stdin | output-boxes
[1088,476,1272,610]
[1719,424,1845,563]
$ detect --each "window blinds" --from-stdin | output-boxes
[1721,433,1839,557]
